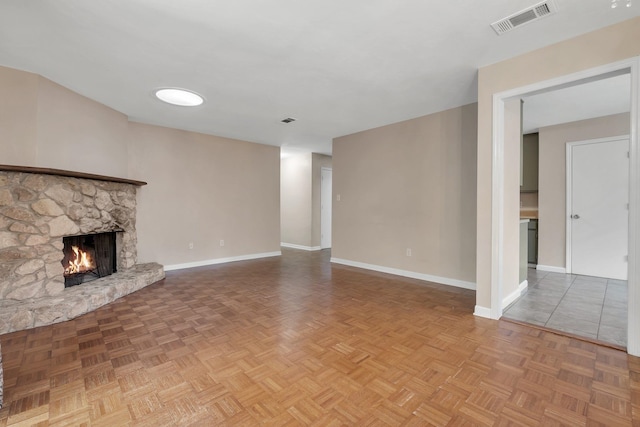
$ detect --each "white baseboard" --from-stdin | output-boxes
[280,243,322,251]
[474,305,492,318]
[536,264,567,274]
[165,251,282,271]
[502,280,528,309]
[330,257,476,290]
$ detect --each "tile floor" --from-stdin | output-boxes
[502,269,628,347]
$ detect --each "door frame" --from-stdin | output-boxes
[565,135,630,276]
[488,56,640,356]
[320,167,332,249]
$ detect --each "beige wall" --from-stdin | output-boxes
[0,65,129,177]
[333,103,477,284]
[503,99,522,300]
[538,113,630,269]
[520,192,538,209]
[281,154,313,247]
[477,17,640,309]
[36,78,129,177]
[129,123,281,266]
[519,221,528,285]
[0,66,40,166]
[311,153,332,248]
[0,65,281,268]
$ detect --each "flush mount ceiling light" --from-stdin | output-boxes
[154,88,204,106]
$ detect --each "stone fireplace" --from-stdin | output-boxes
[0,166,165,334]
[0,166,166,406]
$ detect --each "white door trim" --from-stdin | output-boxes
[320,167,332,249]
[487,56,640,356]
[629,56,640,356]
[565,136,629,276]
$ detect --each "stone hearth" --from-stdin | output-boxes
[0,166,166,408]
[0,263,164,331]
[0,167,165,333]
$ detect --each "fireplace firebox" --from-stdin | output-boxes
[62,232,117,287]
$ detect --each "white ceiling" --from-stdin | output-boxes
[523,73,631,133]
[0,1,638,155]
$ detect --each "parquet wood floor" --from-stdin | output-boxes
[1,249,638,426]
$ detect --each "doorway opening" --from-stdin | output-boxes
[488,57,639,355]
[321,167,332,249]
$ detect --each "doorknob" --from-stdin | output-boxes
[572,214,580,219]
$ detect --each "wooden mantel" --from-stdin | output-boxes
[0,164,147,186]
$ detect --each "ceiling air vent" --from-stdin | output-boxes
[281,117,296,124]
[491,0,557,35]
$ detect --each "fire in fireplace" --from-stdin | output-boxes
[62,232,117,287]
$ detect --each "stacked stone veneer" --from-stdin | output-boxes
[0,171,164,332]
[0,171,166,404]
[0,171,139,297]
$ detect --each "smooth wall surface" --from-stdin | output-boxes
[538,113,630,269]
[0,66,129,177]
[0,65,281,268]
[129,123,281,267]
[503,99,522,300]
[476,17,640,309]
[0,66,40,166]
[36,78,129,178]
[281,154,313,247]
[332,103,477,285]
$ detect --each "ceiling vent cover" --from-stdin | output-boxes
[281,117,296,124]
[491,0,557,35]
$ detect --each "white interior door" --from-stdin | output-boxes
[321,168,332,249]
[568,137,629,280]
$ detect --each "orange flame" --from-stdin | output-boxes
[64,246,93,275]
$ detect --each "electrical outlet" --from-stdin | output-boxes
[188,242,194,250]
[220,240,224,247]
[336,194,341,202]
[406,248,412,257]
